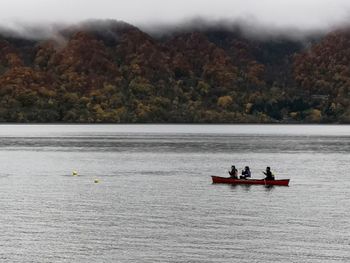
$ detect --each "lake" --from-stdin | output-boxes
[0,124,349,262]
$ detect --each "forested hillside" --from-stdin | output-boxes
[0,20,349,123]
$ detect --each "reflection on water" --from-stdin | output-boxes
[0,125,349,263]
[228,184,276,192]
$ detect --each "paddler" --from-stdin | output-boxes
[240,166,251,179]
[263,167,275,180]
[228,165,238,179]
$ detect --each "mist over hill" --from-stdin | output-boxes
[0,19,349,123]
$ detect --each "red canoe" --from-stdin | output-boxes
[211,176,290,186]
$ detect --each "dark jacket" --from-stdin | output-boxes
[264,170,274,180]
[242,169,251,178]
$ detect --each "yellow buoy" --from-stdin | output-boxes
[72,171,78,176]
[94,179,99,183]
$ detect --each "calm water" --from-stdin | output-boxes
[0,124,349,262]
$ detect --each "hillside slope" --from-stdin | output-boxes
[0,20,348,123]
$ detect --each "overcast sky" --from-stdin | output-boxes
[1,0,350,31]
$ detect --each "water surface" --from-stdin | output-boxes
[0,125,349,262]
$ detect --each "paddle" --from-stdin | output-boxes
[262,172,267,185]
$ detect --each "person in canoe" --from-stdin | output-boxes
[263,167,275,180]
[240,166,251,179]
[228,165,238,179]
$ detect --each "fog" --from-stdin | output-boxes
[1,0,350,30]
[0,0,349,39]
